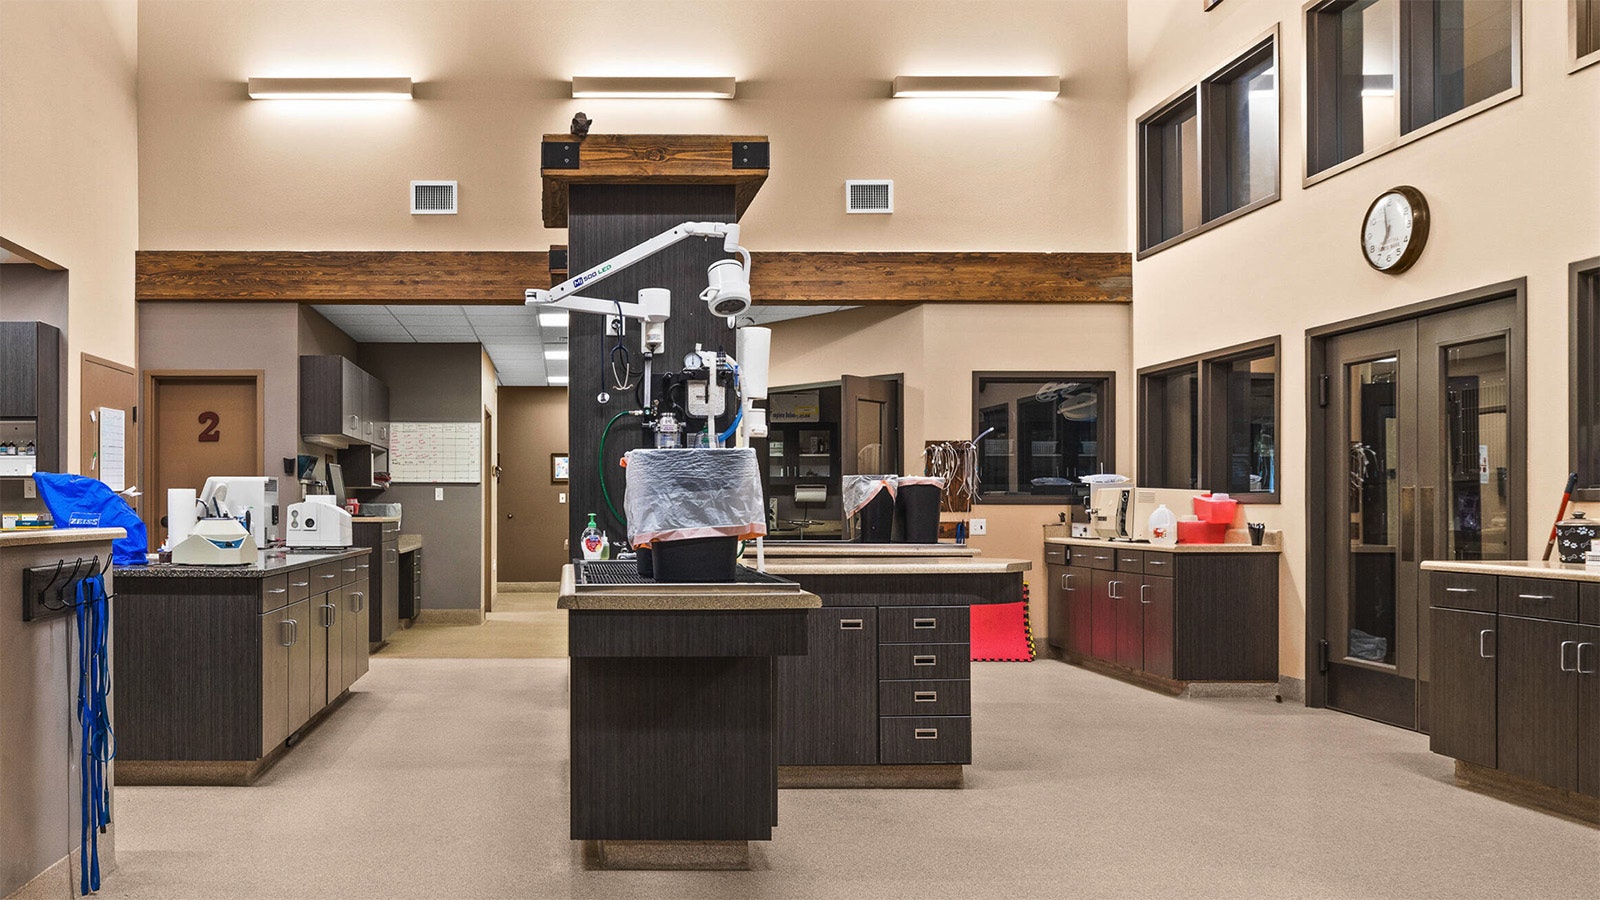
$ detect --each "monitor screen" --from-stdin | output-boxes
[328,462,346,506]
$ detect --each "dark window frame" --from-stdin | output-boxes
[1304,0,1523,185]
[1573,257,1600,501]
[1136,27,1281,258]
[970,370,1117,506]
[1574,0,1600,72]
[1138,337,1284,504]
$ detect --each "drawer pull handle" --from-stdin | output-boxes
[1518,593,1554,601]
[1560,641,1578,672]
[359,564,370,570]
[292,581,309,588]
[322,574,338,580]
[839,618,864,630]
[1444,587,1476,594]
[1579,643,1596,675]
[913,617,937,629]
[914,728,938,740]
[1148,560,1166,567]
[913,691,938,702]
[1479,629,1494,659]
[267,588,287,595]
[913,654,937,666]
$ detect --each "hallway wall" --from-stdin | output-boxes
[497,387,571,582]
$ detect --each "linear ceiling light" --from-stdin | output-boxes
[571,76,737,99]
[890,75,1061,99]
[247,77,414,100]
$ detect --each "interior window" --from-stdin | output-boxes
[974,374,1114,504]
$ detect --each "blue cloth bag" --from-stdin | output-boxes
[31,472,148,566]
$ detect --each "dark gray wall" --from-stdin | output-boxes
[358,343,486,612]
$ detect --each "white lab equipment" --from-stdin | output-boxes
[199,476,280,545]
[285,494,354,548]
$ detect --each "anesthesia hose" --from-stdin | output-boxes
[716,369,743,445]
[598,409,637,530]
[76,571,115,895]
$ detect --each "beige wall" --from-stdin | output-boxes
[134,0,1129,254]
[769,302,1134,636]
[0,0,140,470]
[1127,0,1600,680]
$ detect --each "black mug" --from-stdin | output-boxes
[1247,522,1266,546]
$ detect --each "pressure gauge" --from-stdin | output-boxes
[682,353,705,371]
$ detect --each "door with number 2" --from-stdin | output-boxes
[146,373,262,539]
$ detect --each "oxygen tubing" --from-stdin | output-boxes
[717,369,743,445]
[598,410,636,529]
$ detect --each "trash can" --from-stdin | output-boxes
[844,475,897,543]
[651,536,738,582]
[894,476,945,544]
[623,448,766,583]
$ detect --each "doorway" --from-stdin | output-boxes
[82,354,139,514]
[143,371,263,541]
[1308,284,1525,731]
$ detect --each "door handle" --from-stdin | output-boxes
[912,654,937,666]
[352,591,365,612]
[1478,629,1494,659]
[839,618,863,630]
[325,602,337,625]
[1400,486,1416,563]
[1579,643,1596,675]
[914,728,938,740]
[1061,573,1068,591]
[1560,641,1578,672]
[1140,584,1151,605]
[1109,580,1121,600]
[1418,486,1435,563]
[913,691,938,703]
[912,617,937,629]
[279,619,293,647]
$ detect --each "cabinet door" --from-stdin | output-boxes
[1045,564,1067,651]
[259,609,291,754]
[367,377,390,448]
[1141,575,1175,679]
[1090,570,1118,661]
[285,599,311,732]
[1497,615,1580,791]
[309,593,330,713]
[1428,607,1497,769]
[343,579,371,687]
[0,322,39,417]
[1116,575,1143,670]
[381,541,400,642]
[778,607,877,765]
[341,359,365,441]
[326,589,347,696]
[1065,566,1092,658]
[1579,624,1599,798]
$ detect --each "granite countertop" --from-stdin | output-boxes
[761,557,1030,575]
[352,516,402,524]
[557,564,822,611]
[759,542,980,558]
[0,528,125,549]
[397,534,423,554]
[1044,535,1282,554]
[1421,559,1600,583]
[116,547,368,578]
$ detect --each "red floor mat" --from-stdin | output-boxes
[969,585,1036,662]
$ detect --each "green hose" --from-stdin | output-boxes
[598,410,634,529]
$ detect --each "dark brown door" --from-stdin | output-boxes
[1090,569,1117,661]
[146,374,261,541]
[1427,607,1497,768]
[81,354,139,516]
[778,607,878,765]
[840,374,901,477]
[496,388,570,582]
[1141,574,1175,679]
[1497,615,1580,791]
[1319,298,1520,730]
[1116,575,1143,669]
[1066,565,1093,658]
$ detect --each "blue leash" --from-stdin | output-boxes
[75,573,115,895]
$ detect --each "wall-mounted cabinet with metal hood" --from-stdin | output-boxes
[299,355,389,450]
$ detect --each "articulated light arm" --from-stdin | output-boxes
[524,221,747,322]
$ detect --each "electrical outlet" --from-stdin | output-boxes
[559,492,567,504]
[969,518,986,536]
[435,488,444,501]
[604,314,624,338]
[23,479,36,498]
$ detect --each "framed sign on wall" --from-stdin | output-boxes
[552,453,569,483]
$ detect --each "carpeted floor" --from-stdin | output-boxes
[78,656,1599,900]
[377,590,567,659]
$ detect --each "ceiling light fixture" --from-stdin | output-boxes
[571,76,737,99]
[247,77,414,100]
[537,311,571,328]
[890,75,1061,99]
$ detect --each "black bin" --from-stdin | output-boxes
[635,546,653,578]
[651,536,738,583]
[895,483,942,544]
[857,489,895,542]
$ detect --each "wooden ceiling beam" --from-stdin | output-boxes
[540,133,771,228]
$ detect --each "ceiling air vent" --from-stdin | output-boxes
[411,180,458,215]
[846,180,893,214]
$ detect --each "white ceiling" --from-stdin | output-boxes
[313,304,855,387]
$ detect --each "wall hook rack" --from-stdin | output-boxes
[21,554,107,622]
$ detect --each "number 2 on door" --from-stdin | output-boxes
[197,411,221,443]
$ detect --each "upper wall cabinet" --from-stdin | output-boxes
[0,321,64,474]
[300,356,389,450]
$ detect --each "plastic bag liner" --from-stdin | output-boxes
[895,476,946,492]
[843,475,898,518]
[623,448,767,547]
[31,472,148,566]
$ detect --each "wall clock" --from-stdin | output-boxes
[1361,185,1430,274]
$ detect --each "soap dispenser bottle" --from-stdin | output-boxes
[580,513,604,560]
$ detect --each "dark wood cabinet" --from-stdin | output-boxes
[778,607,878,765]
[300,355,388,449]
[353,520,401,644]
[1090,569,1117,660]
[0,321,63,473]
[1141,575,1175,679]
[1045,562,1068,652]
[1114,573,1143,670]
[1497,615,1583,791]
[1428,606,1497,769]
[1065,565,1093,658]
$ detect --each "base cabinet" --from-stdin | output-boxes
[778,607,876,765]
[1428,606,1497,769]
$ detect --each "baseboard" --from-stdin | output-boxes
[5,827,116,900]
[417,608,486,625]
[779,764,964,789]
[1277,675,1306,703]
[498,582,559,593]
[1454,760,1599,826]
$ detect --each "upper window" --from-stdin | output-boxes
[1574,259,1600,500]
[1575,0,1600,70]
[973,372,1115,505]
[1137,31,1279,256]
[1139,339,1281,503]
[1306,0,1521,181]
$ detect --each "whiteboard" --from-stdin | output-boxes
[388,422,482,484]
[97,407,126,491]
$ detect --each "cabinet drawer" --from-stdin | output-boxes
[311,561,345,593]
[1044,544,1068,566]
[1498,577,1578,622]
[261,574,291,612]
[879,606,969,644]
[340,557,362,584]
[878,680,970,716]
[1430,571,1496,613]
[879,643,970,680]
[879,716,972,765]
[1142,551,1174,575]
[286,568,313,604]
[1081,545,1117,570]
[1115,549,1143,572]
[1581,583,1598,626]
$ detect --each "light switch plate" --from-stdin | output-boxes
[435,488,444,501]
[559,492,567,503]
[969,518,986,536]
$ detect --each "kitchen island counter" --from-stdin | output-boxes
[116,548,366,579]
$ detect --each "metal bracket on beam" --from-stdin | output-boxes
[731,142,769,169]
[542,141,581,170]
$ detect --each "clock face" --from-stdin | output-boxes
[1363,192,1414,271]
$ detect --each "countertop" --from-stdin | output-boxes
[761,557,1030,575]
[116,547,368,579]
[352,516,402,524]
[0,527,125,549]
[1421,559,1600,583]
[557,564,822,611]
[1044,536,1282,554]
[759,542,980,558]
[397,534,423,554]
